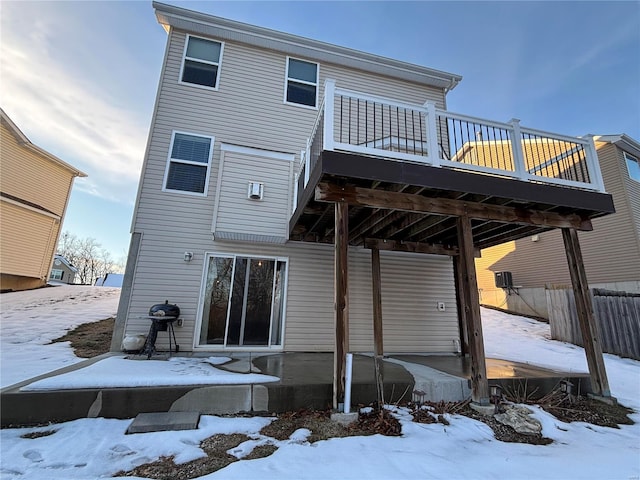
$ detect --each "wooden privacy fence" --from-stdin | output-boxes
[546,288,640,360]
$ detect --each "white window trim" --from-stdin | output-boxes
[193,251,289,351]
[283,56,319,110]
[179,34,224,91]
[623,151,640,183]
[50,269,64,280]
[162,130,215,197]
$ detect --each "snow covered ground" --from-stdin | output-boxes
[1,287,639,479]
[0,285,120,388]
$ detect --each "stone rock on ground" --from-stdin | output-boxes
[494,405,542,435]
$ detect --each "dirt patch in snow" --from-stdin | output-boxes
[117,409,401,479]
[51,317,114,358]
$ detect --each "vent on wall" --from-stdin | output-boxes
[248,181,264,200]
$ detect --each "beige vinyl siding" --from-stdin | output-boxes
[0,126,73,216]
[213,149,293,242]
[476,141,640,294]
[125,28,454,352]
[124,239,459,353]
[0,201,59,279]
[131,30,447,230]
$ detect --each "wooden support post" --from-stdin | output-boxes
[561,228,612,397]
[334,201,349,409]
[371,247,384,357]
[371,247,385,390]
[453,255,469,356]
[457,215,490,405]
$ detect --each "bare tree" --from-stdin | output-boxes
[56,231,123,285]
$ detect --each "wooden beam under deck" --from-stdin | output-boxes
[364,238,459,256]
[315,182,594,231]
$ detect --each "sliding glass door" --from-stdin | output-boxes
[199,254,286,347]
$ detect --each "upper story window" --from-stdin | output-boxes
[284,57,318,108]
[180,35,223,89]
[624,151,640,182]
[163,132,214,196]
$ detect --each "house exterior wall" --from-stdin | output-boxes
[476,139,640,318]
[120,25,460,353]
[0,121,79,291]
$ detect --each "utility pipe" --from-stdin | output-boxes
[344,353,353,413]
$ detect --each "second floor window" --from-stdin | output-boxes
[163,132,214,195]
[285,57,318,108]
[624,151,640,182]
[181,35,223,89]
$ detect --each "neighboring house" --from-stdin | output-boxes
[0,109,86,292]
[95,273,124,288]
[113,3,615,405]
[48,254,78,285]
[475,134,640,318]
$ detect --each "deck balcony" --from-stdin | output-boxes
[290,80,614,250]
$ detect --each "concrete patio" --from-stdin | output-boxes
[0,352,591,427]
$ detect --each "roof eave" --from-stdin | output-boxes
[1,108,88,178]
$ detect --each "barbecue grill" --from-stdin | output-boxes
[141,300,180,359]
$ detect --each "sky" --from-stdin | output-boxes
[1,1,639,260]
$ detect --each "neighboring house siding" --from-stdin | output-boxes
[0,202,58,280]
[0,118,83,291]
[124,239,459,353]
[476,140,640,313]
[0,127,73,216]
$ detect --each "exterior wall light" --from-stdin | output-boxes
[184,252,194,262]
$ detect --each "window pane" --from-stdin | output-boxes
[243,259,274,345]
[166,162,207,193]
[288,59,317,83]
[270,261,286,345]
[625,153,640,181]
[186,37,221,63]
[172,134,211,163]
[287,81,316,107]
[182,60,218,87]
[227,257,248,346]
[200,257,233,345]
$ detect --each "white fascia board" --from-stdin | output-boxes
[594,134,640,158]
[153,1,462,92]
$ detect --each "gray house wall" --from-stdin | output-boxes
[118,19,462,353]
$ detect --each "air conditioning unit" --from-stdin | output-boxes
[494,271,514,289]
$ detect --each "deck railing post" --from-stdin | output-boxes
[304,141,311,187]
[509,118,528,181]
[583,135,605,192]
[424,101,441,167]
[323,79,336,152]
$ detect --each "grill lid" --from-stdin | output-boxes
[149,300,180,318]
